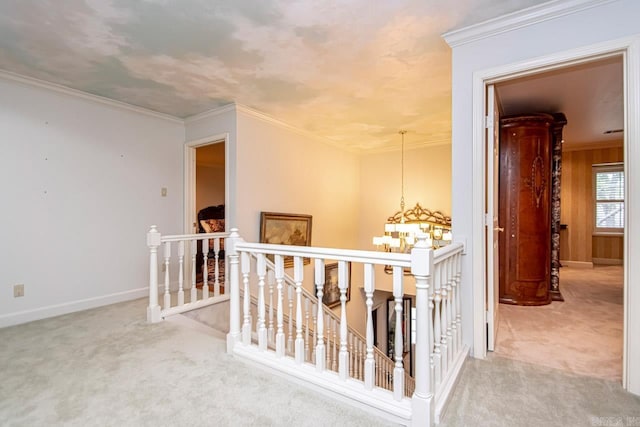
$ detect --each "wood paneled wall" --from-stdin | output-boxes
[560,144,623,263]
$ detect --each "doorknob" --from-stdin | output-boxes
[494,227,504,232]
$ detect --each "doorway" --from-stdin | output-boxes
[483,54,626,381]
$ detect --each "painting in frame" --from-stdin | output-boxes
[259,212,312,268]
[322,262,351,308]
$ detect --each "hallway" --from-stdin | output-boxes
[495,265,623,380]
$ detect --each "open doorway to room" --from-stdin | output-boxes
[486,55,625,381]
[183,136,229,287]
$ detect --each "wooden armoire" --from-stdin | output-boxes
[499,113,567,306]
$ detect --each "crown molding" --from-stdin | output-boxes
[234,103,361,153]
[442,0,617,48]
[0,69,183,124]
[183,103,236,124]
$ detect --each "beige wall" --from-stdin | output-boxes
[196,165,225,214]
[560,143,623,263]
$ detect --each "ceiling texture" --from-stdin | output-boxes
[2,0,613,151]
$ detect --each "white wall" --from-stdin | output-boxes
[0,77,184,327]
[446,0,640,394]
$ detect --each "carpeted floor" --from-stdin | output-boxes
[1,295,638,426]
[495,265,623,380]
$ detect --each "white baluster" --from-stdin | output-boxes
[332,318,338,372]
[146,225,161,323]
[293,256,304,364]
[312,303,317,364]
[326,316,332,369]
[241,251,251,345]
[364,263,375,390]
[213,238,221,297]
[202,239,209,299]
[393,265,405,401]
[411,235,434,422]
[163,241,171,310]
[445,257,454,365]
[315,259,326,372]
[338,260,349,380]
[287,282,294,355]
[450,257,458,356]
[433,259,442,386]
[190,240,197,303]
[257,253,267,350]
[267,269,275,344]
[440,262,449,376]
[304,297,310,362]
[348,332,354,378]
[455,252,463,353]
[177,241,185,307]
[275,255,285,357]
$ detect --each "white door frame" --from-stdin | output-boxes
[471,35,640,394]
[183,133,230,235]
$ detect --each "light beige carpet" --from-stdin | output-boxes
[495,265,623,380]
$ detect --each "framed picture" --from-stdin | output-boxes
[322,262,351,308]
[259,212,312,268]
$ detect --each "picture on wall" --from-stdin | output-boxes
[322,262,351,308]
[259,212,312,268]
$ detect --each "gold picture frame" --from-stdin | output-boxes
[259,212,312,268]
[322,262,351,308]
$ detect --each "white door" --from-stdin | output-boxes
[486,84,501,351]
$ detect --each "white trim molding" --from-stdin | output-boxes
[0,287,148,328]
[469,35,640,395]
[0,69,183,124]
[442,0,617,47]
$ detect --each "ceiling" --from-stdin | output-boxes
[1,0,619,151]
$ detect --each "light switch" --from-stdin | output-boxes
[161,187,167,197]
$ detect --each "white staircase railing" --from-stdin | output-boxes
[246,253,416,397]
[224,228,467,426]
[146,226,467,426]
[146,225,230,322]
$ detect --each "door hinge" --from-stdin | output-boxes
[484,213,490,226]
[485,115,493,129]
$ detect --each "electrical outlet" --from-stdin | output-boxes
[161,187,167,197]
[14,284,24,298]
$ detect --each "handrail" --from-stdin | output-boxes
[433,241,464,263]
[236,242,411,267]
[160,231,229,243]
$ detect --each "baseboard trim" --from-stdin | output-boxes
[0,287,148,328]
[232,344,412,425]
[560,260,594,269]
[592,258,624,265]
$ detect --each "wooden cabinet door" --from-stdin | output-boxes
[499,115,552,305]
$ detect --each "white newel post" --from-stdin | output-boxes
[364,263,375,390]
[411,235,434,426]
[315,258,326,372]
[393,265,405,401]
[226,229,241,354]
[147,226,162,323]
[190,240,197,303]
[338,260,349,380]
[294,257,304,364]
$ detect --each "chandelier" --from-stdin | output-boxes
[372,131,452,253]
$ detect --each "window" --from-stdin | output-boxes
[593,162,624,234]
